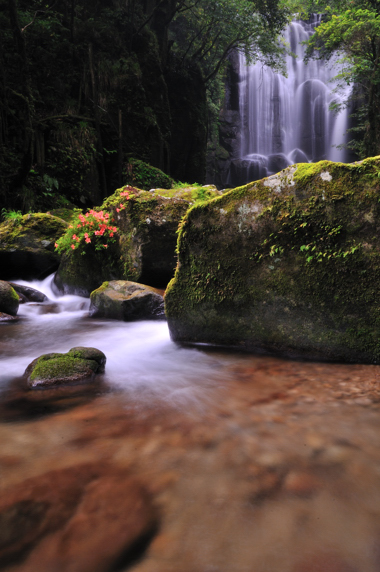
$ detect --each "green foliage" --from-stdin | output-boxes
[124,159,174,190]
[305,1,380,158]
[54,204,126,255]
[0,209,23,223]
[255,199,362,264]
[170,0,290,83]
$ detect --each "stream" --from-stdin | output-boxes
[0,274,241,410]
[1,275,380,572]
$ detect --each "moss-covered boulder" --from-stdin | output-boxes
[25,347,106,389]
[165,157,380,363]
[124,158,174,190]
[0,214,68,280]
[54,185,222,296]
[0,281,19,316]
[90,280,165,321]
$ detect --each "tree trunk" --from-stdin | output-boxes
[88,42,107,200]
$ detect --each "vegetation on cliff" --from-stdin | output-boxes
[0,0,289,213]
[302,0,380,158]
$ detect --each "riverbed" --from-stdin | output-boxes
[1,276,380,572]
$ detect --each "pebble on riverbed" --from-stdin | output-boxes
[24,346,106,389]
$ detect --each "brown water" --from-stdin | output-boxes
[1,276,380,572]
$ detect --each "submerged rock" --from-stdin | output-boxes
[165,157,380,363]
[0,312,18,322]
[90,280,165,321]
[0,281,19,316]
[25,347,106,388]
[54,185,222,297]
[0,213,68,280]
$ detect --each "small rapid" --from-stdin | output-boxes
[0,275,230,406]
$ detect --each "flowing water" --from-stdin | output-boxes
[237,15,352,182]
[1,276,380,572]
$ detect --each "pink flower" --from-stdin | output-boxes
[85,237,91,243]
[77,224,81,228]
[71,244,75,250]
[103,244,108,248]
[116,208,120,213]
[54,242,59,248]
[109,232,114,237]
[84,233,89,238]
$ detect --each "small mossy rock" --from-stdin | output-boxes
[67,347,106,370]
[25,347,106,388]
[165,157,380,364]
[0,213,68,280]
[90,280,165,321]
[9,283,48,303]
[0,281,19,316]
[54,185,222,296]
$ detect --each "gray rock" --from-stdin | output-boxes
[90,280,165,321]
[54,186,221,296]
[165,157,380,364]
[0,214,67,280]
[9,283,48,303]
[0,281,19,316]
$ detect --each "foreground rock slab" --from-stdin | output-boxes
[166,157,380,363]
[25,347,106,388]
[90,280,165,321]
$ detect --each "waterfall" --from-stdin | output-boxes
[232,15,352,184]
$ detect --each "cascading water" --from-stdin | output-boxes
[235,15,352,183]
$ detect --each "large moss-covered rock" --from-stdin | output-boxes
[0,281,19,316]
[165,157,380,363]
[54,185,222,296]
[90,280,165,321]
[25,347,106,389]
[0,214,68,280]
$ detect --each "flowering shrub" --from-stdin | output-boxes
[54,188,131,255]
[54,209,118,254]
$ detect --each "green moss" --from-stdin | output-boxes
[92,281,109,296]
[9,286,19,303]
[124,158,174,190]
[0,213,68,249]
[165,157,380,362]
[29,355,97,382]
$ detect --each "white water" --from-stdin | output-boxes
[238,15,352,181]
[0,275,231,407]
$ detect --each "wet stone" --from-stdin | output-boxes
[24,347,106,389]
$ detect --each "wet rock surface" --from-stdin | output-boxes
[90,281,165,321]
[1,355,380,571]
[0,312,19,322]
[0,214,67,281]
[166,157,380,363]
[0,281,19,316]
[9,283,48,304]
[54,185,222,297]
[25,347,106,388]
